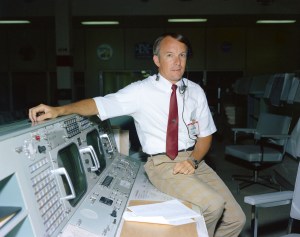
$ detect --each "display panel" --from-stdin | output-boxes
[57,143,87,207]
[86,129,106,174]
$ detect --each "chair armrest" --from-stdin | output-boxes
[232,128,257,143]
[232,128,257,133]
[254,133,290,141]
[259,134,290,139]
[244,191,293,208]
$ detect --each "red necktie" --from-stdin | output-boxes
[166,84,178,159]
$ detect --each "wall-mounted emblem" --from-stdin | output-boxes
[134,42,152,59]
[97,44,113,60]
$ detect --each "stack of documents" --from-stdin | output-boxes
[123,199,200,225]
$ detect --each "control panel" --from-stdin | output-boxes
[64,154,140,237]
[0,115,141,237]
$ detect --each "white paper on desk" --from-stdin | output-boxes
[123,211,195,225]
[124,199,200,225]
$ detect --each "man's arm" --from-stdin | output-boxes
[29,98,99,122]
[173,135,212,175]
[189,135,212,163]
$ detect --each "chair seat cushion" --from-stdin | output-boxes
[244,191,293,206]
[225,145,283,162]
[281,235,300,237]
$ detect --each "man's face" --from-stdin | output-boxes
[153,36,187,84]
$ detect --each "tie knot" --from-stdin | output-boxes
[172,84,177,91]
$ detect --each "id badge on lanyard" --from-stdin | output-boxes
[187,120,200,136]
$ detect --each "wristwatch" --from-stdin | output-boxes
[187,156,200,169]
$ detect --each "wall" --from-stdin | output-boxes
[247,26,300,74]
[0,24,299,112]
[206,27,246,71]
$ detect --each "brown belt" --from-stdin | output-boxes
[147,145,194,157]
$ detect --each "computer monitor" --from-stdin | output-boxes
[293,80,300,103]
[264,73,295,106]
[287,77,300,104]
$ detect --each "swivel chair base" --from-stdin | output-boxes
[232,170,282,193]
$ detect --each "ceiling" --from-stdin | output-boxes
[0,0,300,28]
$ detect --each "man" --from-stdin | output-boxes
[29,33,245,237]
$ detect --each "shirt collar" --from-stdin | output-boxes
[156,74,182,92]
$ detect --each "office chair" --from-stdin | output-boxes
[244,160,300,237]
[225,112,292,192]
[286,118,300,159]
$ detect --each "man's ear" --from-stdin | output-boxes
[153,55,160,67]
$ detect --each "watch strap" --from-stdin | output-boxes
[187,156,200,169]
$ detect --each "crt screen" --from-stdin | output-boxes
[87,129,106,174]
[57,143,87,207]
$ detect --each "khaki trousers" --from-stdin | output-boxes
[144,152,246,237]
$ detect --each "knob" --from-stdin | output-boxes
[38,145,46,153]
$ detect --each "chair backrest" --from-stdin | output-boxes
[255,113,292,146]
[290,161,300,220]
[286,118,300,159]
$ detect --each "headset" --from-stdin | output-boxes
[179,80,187,94]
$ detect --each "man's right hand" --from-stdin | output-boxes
[29,99,99,123]
[29,104,60,122]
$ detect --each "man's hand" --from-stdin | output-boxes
[29,104,60,122]
[173,159,195,175]
[29,99,99,123]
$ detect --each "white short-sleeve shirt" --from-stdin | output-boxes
[93,74,217,155]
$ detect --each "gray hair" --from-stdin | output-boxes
[152,33,191,56]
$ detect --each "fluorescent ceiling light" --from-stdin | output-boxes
[81,21,119,25]
[0,20,30,24]
[256,20,296,24]
[168,18,207,23]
